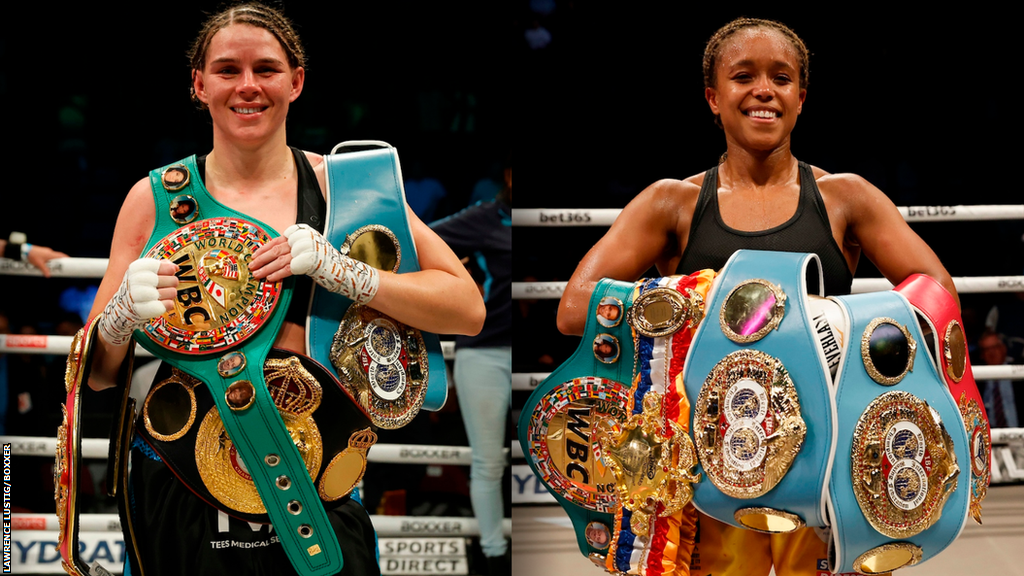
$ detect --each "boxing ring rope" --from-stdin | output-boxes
[3,205,1022,277]
[512,205,1024,227]
[3,435,507,467]
[0,333,457,360]
[0,257,109,278]
[8,513,511,538]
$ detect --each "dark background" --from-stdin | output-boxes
[3,0,1024,506]
[1,1,515,543]
[514,4,1024,373]
[2,0,513,330]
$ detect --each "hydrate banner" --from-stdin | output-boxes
[512,464,555,504]
[10,531,124,574]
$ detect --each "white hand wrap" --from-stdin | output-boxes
[286,224,380,304]
[97,259,168,346]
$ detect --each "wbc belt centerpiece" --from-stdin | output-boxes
[518,249,987,575]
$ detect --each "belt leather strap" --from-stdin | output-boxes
[135,155,344,576]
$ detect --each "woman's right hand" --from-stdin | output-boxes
[96,259,179,346]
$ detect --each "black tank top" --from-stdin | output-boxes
[676,161,853,296]
[197,147,326,325]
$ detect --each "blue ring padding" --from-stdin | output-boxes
[828,291,969,572]
[683,250,833,529]
[516,278,636,557]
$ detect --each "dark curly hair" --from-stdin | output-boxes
[703,18,809,91]
[188,2,306,109]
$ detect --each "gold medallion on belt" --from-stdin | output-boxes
[593,392,700,536]
[330,305,428,429]
[851,390,959,538]
[194,357,324,514]
[142,217,282,355]
[958,392,989,524]
[693,350,805,498]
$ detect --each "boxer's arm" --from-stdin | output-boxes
[834,174,959,309]
[87,178,177,391]
[250,207,485,336]
[557,179,695,336]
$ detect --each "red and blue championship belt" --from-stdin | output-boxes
[56,315,131,576]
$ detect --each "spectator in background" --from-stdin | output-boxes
[468,161,503,206]
[429,163,511,575]
[525,19,552,51]
[977,329,1019,428]
[0,234,69,277]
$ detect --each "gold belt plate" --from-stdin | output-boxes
[329,305,428,429]
[527,377,632,512]
[851,390,960,538]
[142,217,282,354]
[195,357,324,514]
[593,392,700,536]
[693,350,806,498]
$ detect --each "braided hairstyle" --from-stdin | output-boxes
[703,18,809,91]
[188,2,306,109]
[703,18,809,136]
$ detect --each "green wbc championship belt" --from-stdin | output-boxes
[133,156,344,576]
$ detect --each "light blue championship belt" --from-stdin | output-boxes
[827,289,969,574]
[132,142,446,576]
[309,141,448,421]
[683,250,834,532]
[683,250,970,574]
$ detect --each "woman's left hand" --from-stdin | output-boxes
[250,236,294,282]
[250,225,380,304]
